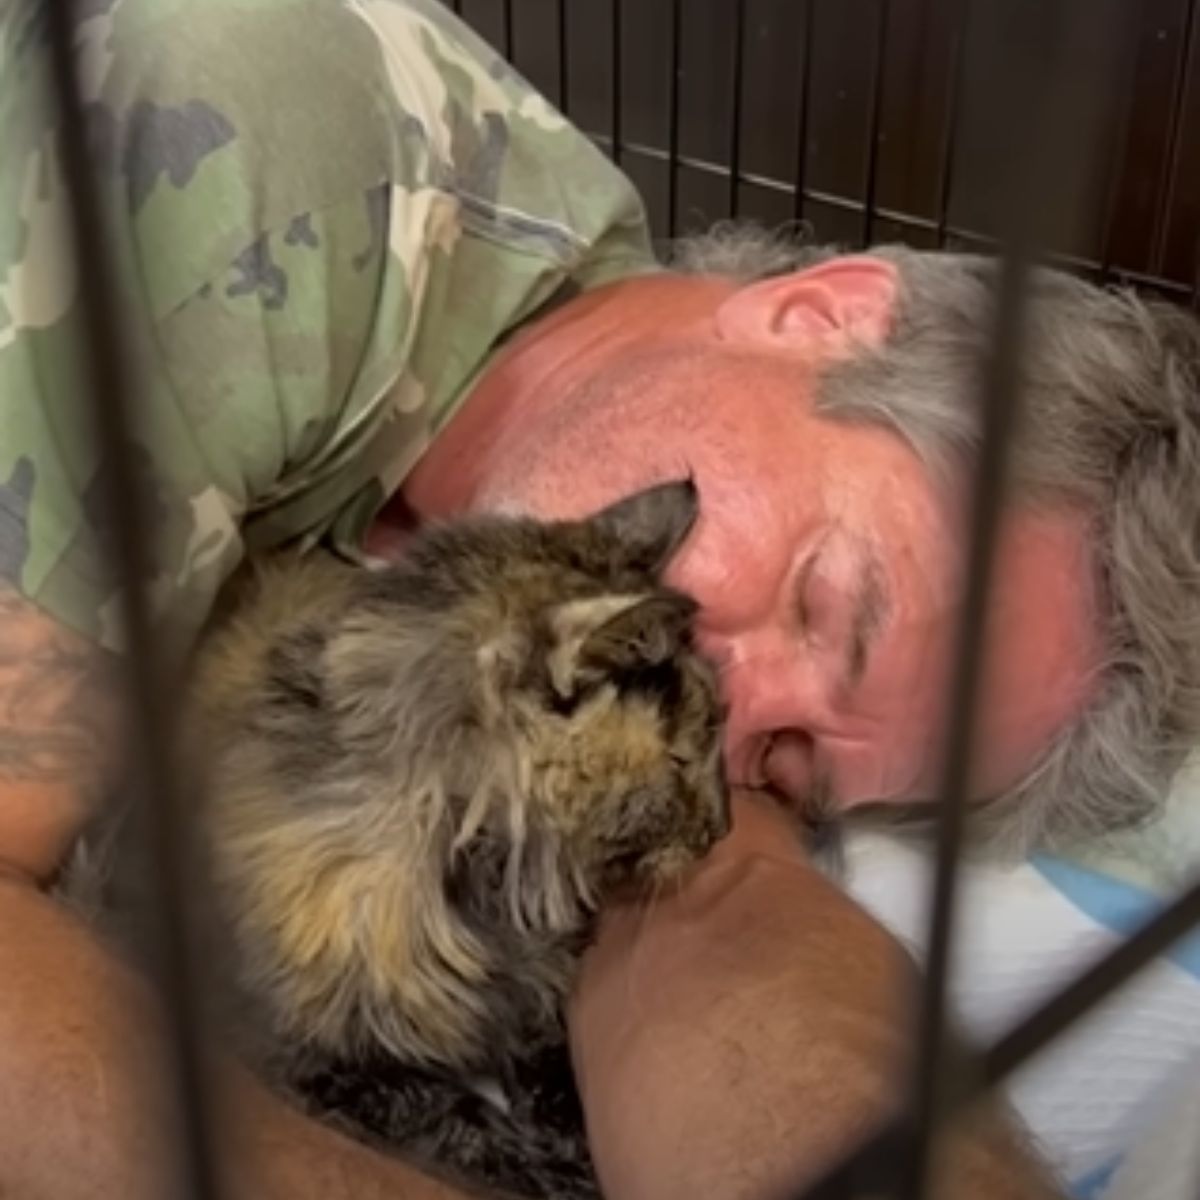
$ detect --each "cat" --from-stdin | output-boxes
[182,478,731,1199]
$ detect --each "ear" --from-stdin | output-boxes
[546,592,698,697]
[713,256,898,362]
[585,479,699,575]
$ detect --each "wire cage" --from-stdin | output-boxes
[454,0,1200,303]
[37,1,1200,1198]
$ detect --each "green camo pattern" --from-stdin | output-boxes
[0,0,657,650]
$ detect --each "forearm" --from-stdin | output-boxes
[570,813,1062,1200]
[0,872,465,1200]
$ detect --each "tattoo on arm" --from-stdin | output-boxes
[0,585,115,786]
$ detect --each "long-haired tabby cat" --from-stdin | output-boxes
[179,479,729,1199]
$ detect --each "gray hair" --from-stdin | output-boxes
[671,223,1200,853]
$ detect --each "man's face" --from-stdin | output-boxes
[466,347,1102,815]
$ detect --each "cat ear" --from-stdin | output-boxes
[586,479,699,575]
[547,592,698,697]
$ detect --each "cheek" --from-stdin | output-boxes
[840,555,964,799]
[872,636,956,795]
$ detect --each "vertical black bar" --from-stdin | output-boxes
[728,0,747,218]
[667,0,682,237]
[860,0,890,246]
[611,0,623,165]
[557,0,569,112]
[899,243,1033,1200]
[1152,0,1199,274]
[791,0,815,221]
[42,5,218,1200]
[899,1,1122,1193]
[935,15,969,249]
[1097,7,1142,278]
[502,0,514,60]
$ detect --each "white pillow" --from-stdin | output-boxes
[836,782,1200,1199]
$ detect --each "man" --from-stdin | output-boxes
[1,0,1195,1196]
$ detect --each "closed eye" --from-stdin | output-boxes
[793,541,826,635]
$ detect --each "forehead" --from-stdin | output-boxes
[480,341,950,600]
[664,397,949,614]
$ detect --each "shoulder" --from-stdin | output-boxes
[4,0,651,319]
[330,0,655,273]
[76,0,408,315]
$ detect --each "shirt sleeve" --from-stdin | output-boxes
[0,0,409,651]
[0,0,658,654]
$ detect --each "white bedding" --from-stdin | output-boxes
[835,752,1200,1199]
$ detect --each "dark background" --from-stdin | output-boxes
[448,0,1200,304]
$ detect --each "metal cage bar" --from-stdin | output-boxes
[502,0,514,61]
[880,5,1131,1195]
[570,133,1200,298]
[791,0,816,223]
[610,0,623,166]
[897,245,1036,1200]
[667,0,682,239]
[556,0,569,113]
[934,15,968,250]
[1097,15,1142,278]
[860,0,890,246]
[43,5,220,1199]
[728,0,747,218]
[1151,0,1200,277]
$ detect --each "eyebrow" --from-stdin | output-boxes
[844,555,890,691]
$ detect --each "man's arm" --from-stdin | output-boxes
[569,793,1063,1200]
[0,584,112,879]
[0,587,467,1200]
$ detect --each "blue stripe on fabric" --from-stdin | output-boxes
[1031,855,1200,981]
[1070,1155,1123,1199]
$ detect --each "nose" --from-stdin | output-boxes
[710,633,826,804]
[760,731,816,803]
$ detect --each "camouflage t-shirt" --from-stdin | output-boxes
[0,0,657,652]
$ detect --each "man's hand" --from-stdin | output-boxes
[570,790,1062,1200]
